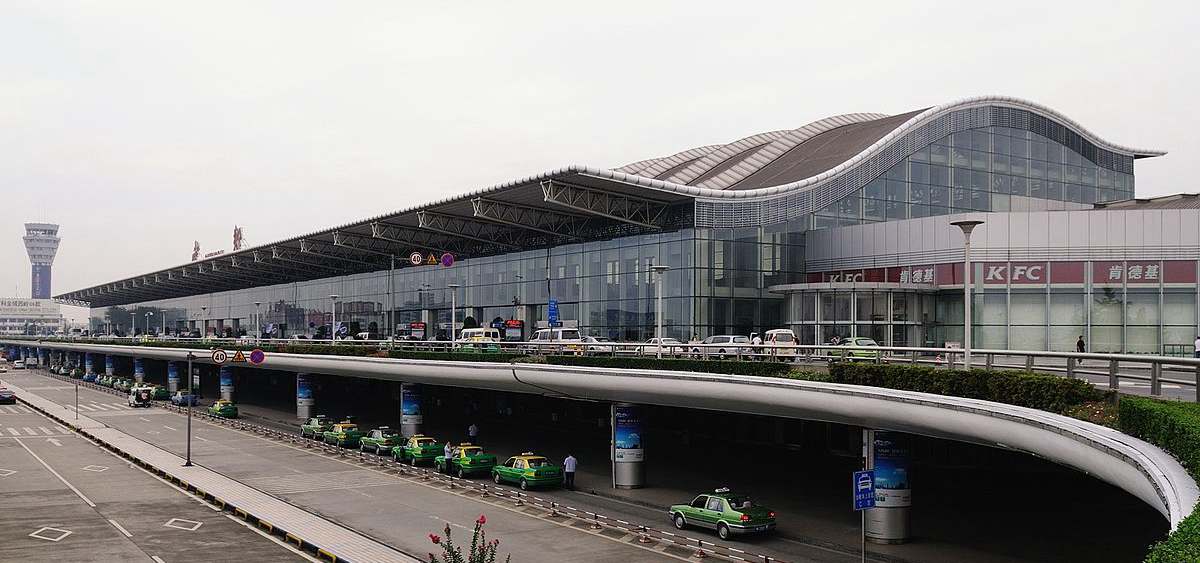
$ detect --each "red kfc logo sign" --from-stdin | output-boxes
[983,262,1046,284]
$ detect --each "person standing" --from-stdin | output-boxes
[1076,335,1086,366]
[1194,335,1200,359]
[563,453,577,490]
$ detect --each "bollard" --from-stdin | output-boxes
[1109,360,1120,390]
[514,493,524,507]
[694,538,707,558]
[637,525,651,544]
[910,350,918,365]
[1066,357,1076,378]
[550,501,560,517]
[1151,362,1162,396]
[590,513,602,530]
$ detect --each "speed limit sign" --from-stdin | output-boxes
[211,349,229,364]
[409,252,423,266]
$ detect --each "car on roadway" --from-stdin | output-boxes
[763,329,799,361]
[639,337,687,357]
[669,488,777,541]
[830,337,881,361]
[0,365,7,373]
[691,335,752,360]
[170,391,201,406]
[322,421,363,447]
[114,378,134,393]
[392,435,443,465]
[456,328,501,353]
[208,399,239,418]
[0,387,15,404]
[435,443,497,478]
[98,375,114,387]
[149,385,170,400]
[582,335,617,355]
[359,427,400,454]
[524,328,584,355]
[299,415,330,439]
[492,453,563,490]
[82,372,98,383]
[69,367,84,378]
[12,360,24,369]
[128,387,153,408]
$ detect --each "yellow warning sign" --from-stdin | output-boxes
[426,253,438,265]
[231,350,247,363]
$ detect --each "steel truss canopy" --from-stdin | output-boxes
[59,95,1163,308]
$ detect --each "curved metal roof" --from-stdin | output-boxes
[61,95,1164,307]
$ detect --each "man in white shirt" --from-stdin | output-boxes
[1194,336,1200,359]
[563,454,577,490]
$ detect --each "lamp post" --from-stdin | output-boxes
[329,294,340,344]
[200,306,208,337]
[254,301,262,342]
[161,312,166,336]
[650,265,670,359]
[184,351,195,466]
[447,283,461,345]
[145,311,153,336]
[950,220,984,370]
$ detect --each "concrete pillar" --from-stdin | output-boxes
[400,383,423,438]
[296,372,315,420]
[105,356,114,376]
[133,358,145,384]
[611,403,645,489]
[167,362,180,393]
[865,430,912,544]
[39,348,47,367]
[85,353,95,376]
[219,365,234,401]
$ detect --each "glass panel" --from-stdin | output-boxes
[1163,292,1196,325]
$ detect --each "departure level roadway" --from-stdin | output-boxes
[0,395,309,562]
[2,370,737,563]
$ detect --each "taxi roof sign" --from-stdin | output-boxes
[714,487,731,494]
[520,451,536,456]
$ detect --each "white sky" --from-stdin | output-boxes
[1,1,1197,297]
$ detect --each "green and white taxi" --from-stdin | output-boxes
[359,427,400,455]
[322,421,363,448]
[435,443,497,478]
[669,488,776,540]
[392,435,443,466]
[492,452,562,490]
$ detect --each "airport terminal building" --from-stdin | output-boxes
[61,96,1200,354]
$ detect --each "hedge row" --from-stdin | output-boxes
[387,350,526,363]
[826,363,1107,414]
[536,355,795,377]
[1118,397,1200,561]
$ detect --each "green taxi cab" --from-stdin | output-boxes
[208,399,239,418]
[114,378,133,393]
[69,367,84,378]
[299,415,330,439]
[492,453,562,490]
[435,443,497,478]
[322,421,363,448]
[392,435,442,466]
[149,385,170,400]
[669,488,776,540]
[99,375,114,387]
[359,427,400,455]
[829,338,881,362]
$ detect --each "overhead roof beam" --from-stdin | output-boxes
[416,211,521,250]
[300,238,387,269]
[471,197,588,239]
[268,246,346,275]
[541,179,667,229]
[370,221,454,254]
[333,231,401,259]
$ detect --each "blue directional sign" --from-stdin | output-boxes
[547,298,559,324]
[853,470,876,511]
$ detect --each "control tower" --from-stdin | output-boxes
[24,223,60,299]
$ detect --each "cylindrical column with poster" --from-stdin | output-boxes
[296,373,315,420]
[133,358,145,384]
[105,356,114,376]
[400,383,422,438]
[866,430,911,544]
[611,403,645,489]
[219,366,234,401]
[167,362,180,393]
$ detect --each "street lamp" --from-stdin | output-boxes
[950,219,984,370]
[650,265,670,359]
[145,311,153,336]
[447,283,461,345]
[184,351,196,467]
[254,301,262,341]
[200,306,208,337]
[329,294,340,344]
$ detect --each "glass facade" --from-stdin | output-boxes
[815,127,1135,228]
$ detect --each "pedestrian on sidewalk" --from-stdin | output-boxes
[467,422,478,443]
[1194,335,1200,359]
[1076,335,1086,366]
[563,453,577,490]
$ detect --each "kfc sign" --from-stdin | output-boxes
[983,262,1046,284]
[897,266,936,284]
[828,272,865,283]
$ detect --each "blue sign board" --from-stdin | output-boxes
[853,470,876,511]
[547,299,559,324]
[401,383,422,425]
[613,405,643,462]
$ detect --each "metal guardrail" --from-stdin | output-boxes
[30,367,795,563]
[14,335,1200,401]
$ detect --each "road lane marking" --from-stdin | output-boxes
[151,557,166,563]
[14,438,96,507]
[23,427,37,435]
[55,425,68,433]
[38,426,55,435]
[46,438,62,446]
[108,518,133,538]
[77,404,95,411]
[194,435,211,442]
[87,403,108,411]
[139,417,152,422]
[222,514,322,563]
[7,428,19,435]
[163,425,178,431]
[28,526,73,542]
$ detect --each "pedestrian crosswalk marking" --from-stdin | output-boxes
[23,427,37,435]
[6,428,18,436]
[38,427,54,435]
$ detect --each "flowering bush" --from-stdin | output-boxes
[428,514,510,563]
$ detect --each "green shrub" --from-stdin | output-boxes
[540,355,794,377]
[1119,397,1200,561]
[387,350,526,363]
[826,363,1106,414]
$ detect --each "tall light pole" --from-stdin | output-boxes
[950,220,984,370]
[184,351,195,467]
[650,265,670,359]
[329,294,340,344]
[200,306,208,337]
[145,311,153,336]
[447,283,461,345]
[254,301,262,341]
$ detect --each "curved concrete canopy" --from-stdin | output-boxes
[18,341,1197,530]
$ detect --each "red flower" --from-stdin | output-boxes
[429,533,441,544]
[476,514,487,525]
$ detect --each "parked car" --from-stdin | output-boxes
[456,328,501,353]
[524,328,584,354]
[436,443,497,478]
[830,337,881,361]
[300,415,331,438]
[392,435,443,465]
[583,335,617,355]
[492,453,562,490]
[208,399,239,418]
[128,387,153,408]
[359,427,400,455]
[322,421,363,447]
[640,337,686,357]
[12,360,24,369]
[170,391,201,406]
[691,335,751,360]
[764,329,799,361]
[669,488,776,540]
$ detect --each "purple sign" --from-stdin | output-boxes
[440,252,455,267]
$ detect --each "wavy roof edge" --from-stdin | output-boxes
[59,95,1165,302]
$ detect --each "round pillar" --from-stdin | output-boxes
[85,353,95,375]
[167,362,180,393]
[219,365,234,401]
[400,383,423,438]
[133,358,145,384]
[866,430,912,544]
[611,403,645,489]
[104,356,114,376]
[296,373,315,420]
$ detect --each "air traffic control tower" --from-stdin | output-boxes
[23,223,60,299]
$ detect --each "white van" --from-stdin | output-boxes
[457,328,501,352]
[764,329,799,360]
[527,327,583,354]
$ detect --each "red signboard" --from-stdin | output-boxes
[1049,262,1086,284]
[982,262,1046,284]
[1093,261,1162,284]
[1163,261,1197,284]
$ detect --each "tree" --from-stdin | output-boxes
[428,514,509,563]
[461,316,480,330]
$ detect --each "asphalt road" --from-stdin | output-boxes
[0,398,309,563]
[2,370,702,563]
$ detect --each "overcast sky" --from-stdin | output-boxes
[2,1,1197,298]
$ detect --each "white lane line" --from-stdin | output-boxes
[89,403,110,411]
[18,406,32,413]
[2,406,17,414]
[55,425,68,433]
[38,426,55,435]
[76,404,95,412]
[222,514,321,563]
[6,428,19,436]
[194,435,211,442]
[163,425,178,432]
[151,557,166,563]
[139,417,151,422]
[14,438,96,508]
[108,518,133,538]
[23,427,37,435]
[110,403,131,410]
